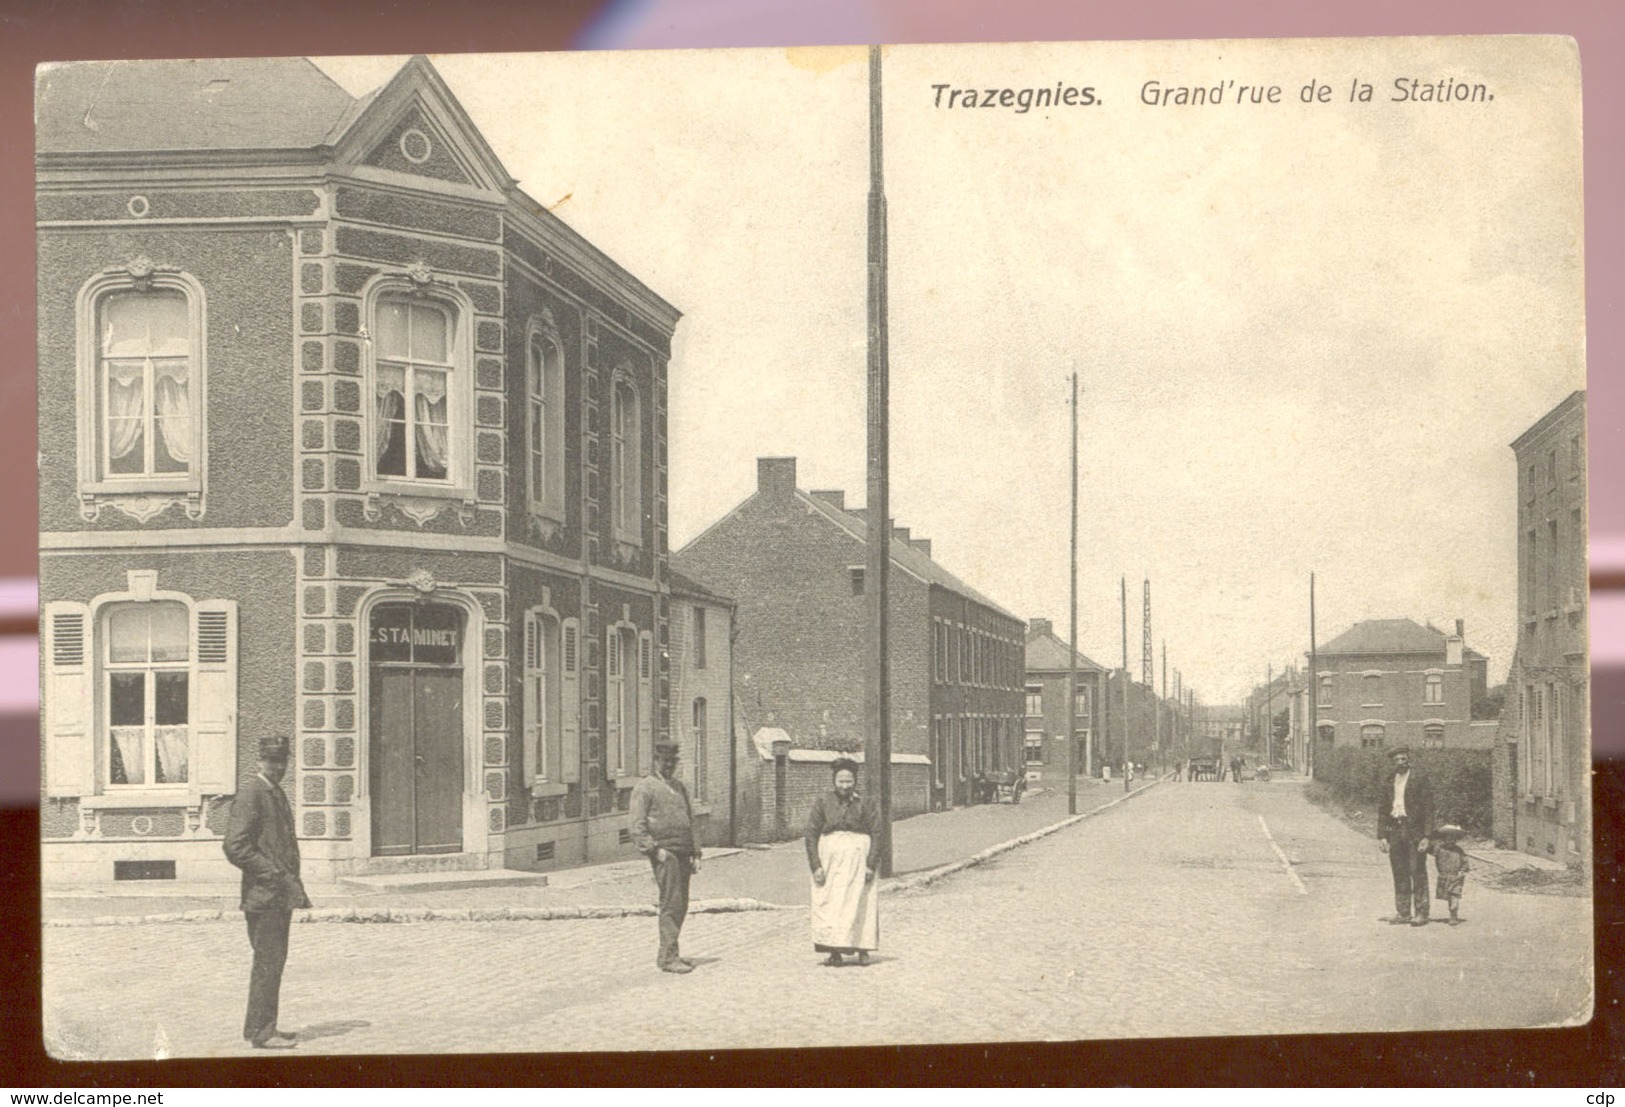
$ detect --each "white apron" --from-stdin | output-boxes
[810,830,879,952]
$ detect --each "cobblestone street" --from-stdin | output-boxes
[43,776,1591,1059]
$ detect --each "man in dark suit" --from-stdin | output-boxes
[224,734,311,1048]
[1377,745,1435,926]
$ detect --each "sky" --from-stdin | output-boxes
[315,37,1583,704]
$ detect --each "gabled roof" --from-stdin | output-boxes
[38,55,517,193]
[36,57,359,153]
[327,54,514,193]
[1024,628,1104,673]
[796,491,1021,624]
[1319,618,1458,657]
[668,567,734,607]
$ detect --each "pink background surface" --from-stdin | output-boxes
[2,1,1620,801]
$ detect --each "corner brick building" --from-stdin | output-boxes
[1310,618,1490,752]
[674,457,1026,837]
[38,57,686,886]
[1500,391,1588,867]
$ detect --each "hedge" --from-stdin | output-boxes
[1316,745,1493,838]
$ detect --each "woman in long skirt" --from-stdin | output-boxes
[805,757,881,966]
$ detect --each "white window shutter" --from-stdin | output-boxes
[638,631,653,776]
[560,618,580,784]
[191,599,238,796]
[522,615,538,787]
[43,602,94,798]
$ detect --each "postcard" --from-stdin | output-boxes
[36,35,1588,1058]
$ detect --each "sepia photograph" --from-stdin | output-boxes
[35,34,1589,1059]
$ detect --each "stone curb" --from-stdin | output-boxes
[46,897,795,928]
[45,788,1162,928]
[884,779,1162,895]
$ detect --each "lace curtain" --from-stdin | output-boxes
[102,293,191,471]
[375,299,451,479]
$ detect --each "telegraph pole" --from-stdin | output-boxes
[1266,662,1274,771]
[1067,372,1079,815]
[1309,572,1318,781]
[1120,575,1130,793]
[1142,581,1153,772]
[1160,641,1167,777]
[863,45,893,875]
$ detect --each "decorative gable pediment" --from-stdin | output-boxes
[362,105,474,185]
[330,56,512,196]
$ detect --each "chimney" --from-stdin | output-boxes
[757,457,797,500]
[809,489,845,512]
[1029,617,1053,636]
[1455,619,1465,638]
[1446,619,1464,667]
[892,526,910,544]
[909,537,932,558]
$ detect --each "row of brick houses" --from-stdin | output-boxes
[673,457,1027,840]
[35,55,749,886]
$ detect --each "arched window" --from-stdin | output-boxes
[373,296,453,482]
[1318,675,1332,707]
[605,628,627,776]
[526,316,566,520]
[1361,673,1383,706]
[1423,723,1445,748]
[43,574,237,800]
[1423,672,1443,705]
[524,611,561,785]
[609,375,642,544]
[99,292,195,480]
[1360,724,1385,749]
[76,265,208,518]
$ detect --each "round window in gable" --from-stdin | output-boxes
[399,128,433,164]
[127,195,151,218]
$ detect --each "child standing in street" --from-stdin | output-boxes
[1433,824,1469,926]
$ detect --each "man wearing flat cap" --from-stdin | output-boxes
[224,734,311,1047]
[629,739,701,972]
[1377,744,1435,926]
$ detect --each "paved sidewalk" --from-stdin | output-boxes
[44,777,1158,924]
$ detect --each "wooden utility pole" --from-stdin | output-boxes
[1309,572,1318,781]
[1266,662,1274,770]
[1160,641,1167,776]
[1067,372,1079,815]
[863,44,893,875]
[1120,575,1130,793]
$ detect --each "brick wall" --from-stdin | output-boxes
[750,755,931,843]
[38,227,297,533]
[677,482,938,758]
[669,594,736,843]
[1317,653,1482,748]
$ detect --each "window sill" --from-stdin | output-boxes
[81,791,198,810]
[83,478,200,496]
[365,480,474,501]
[529,782,569,799]
[362,486,476,525]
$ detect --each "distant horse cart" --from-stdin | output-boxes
[975,771,1027,804]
